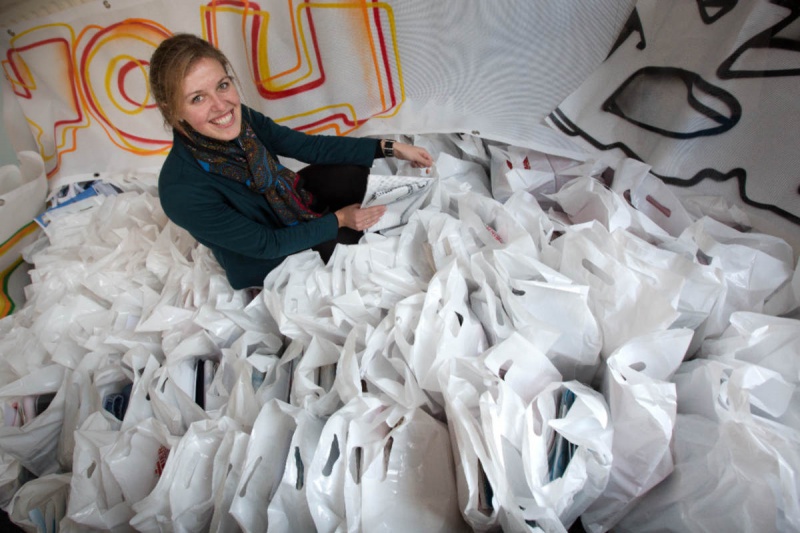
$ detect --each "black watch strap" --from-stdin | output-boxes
[382,139,395,157]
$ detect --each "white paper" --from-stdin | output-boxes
[361,173,435,233]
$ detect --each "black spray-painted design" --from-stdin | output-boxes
[697,0,739,24]
[549,0,800,226]
[606,8,646,58]
[718,0,800,78]
[602,66,741,138]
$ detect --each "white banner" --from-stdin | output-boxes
[0,0,633,181]
[550,0,800,239]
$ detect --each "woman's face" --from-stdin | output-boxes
[179,56,241,141]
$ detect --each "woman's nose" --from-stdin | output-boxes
[209,93,225,111]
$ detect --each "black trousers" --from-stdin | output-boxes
[297,164,369,263]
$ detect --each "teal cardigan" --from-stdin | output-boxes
[158,106,379,289]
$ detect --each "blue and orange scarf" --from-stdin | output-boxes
[180,116,320,226]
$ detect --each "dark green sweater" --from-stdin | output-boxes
[158,106,379,289]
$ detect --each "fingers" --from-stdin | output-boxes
[409,147,434,168]
[417,149,434,167]
[339,204,385,231]
[357,205,386,230]
[394,143,434,168]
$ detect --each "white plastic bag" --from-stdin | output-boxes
[0,449,22,511]
[208,429,250,533]
[487,144,585,205]
[470,248,602,381]
[229,400,301,533]
[266,410,326,532]
[58,352,127,469]
[401,259,488,396]
[147,360,208,436]
[130,417,242,532]
[456,192,537,256]
[440,334,613,532]
[290,336,345,417]
[668,216,795,342]
[106,417,174,517]
[700,311,800,431]
[360,295,438,413]
[7,473,70,533]
[581,329,692,532]
[66,413,132,531]
[354,405,467,532]
[306,398,358,533]
[608,158,694,238]
[617,358,800,532]
[0,364,67,476]
[262,251,346,343]
[557,222,682,357]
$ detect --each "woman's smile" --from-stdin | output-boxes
[180,56,242,141]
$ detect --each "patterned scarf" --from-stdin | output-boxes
[179,116,320,226]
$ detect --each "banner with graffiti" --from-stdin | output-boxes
[549,0,800,237]
[0,0,634,317]
[0,0,634,181]
[1,0,799,320]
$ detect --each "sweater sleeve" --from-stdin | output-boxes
[160,161,339,261]
[243,106,380,166]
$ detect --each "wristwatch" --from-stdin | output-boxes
[382,139,395,158]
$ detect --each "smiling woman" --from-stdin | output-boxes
[147,33,434,289]
[179,58,241,141]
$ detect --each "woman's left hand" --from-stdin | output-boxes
[392,142,434,169]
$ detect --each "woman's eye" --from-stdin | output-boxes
[219,81,229,90]
[191,95,203,104]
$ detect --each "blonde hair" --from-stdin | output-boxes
[149,33,235,137]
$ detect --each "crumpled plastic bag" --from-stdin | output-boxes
[266,408,326,532]
[581,329,693,532]
[456,191,539,258]
[435,152,492,201]
[66,412,131,530]
[351,403,467,532]
[0,364,67,476]
[664,216,795,343]
[470,247,602,381]
[617,356,800,532]
[699,311,800,432]
[105,416,174,516]
[130,417,242,532]
[0,449,22,511]
[305,396,466,533]
[7,473,71,533]
[262,251,347,344]
[360,293,438,413]
[228,400,302,533]
[556,222,682,357]
[58,352,127,470]
[289,336,345,417]
[439,334,613,532]
[608,158,694,238]
[488,143,587,205]
[208,428,250,533]
[147,361,208,436]
[547,174,669,242]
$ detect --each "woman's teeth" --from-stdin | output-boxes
[212,111,233,126]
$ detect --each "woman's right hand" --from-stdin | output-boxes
[335,204,387,231]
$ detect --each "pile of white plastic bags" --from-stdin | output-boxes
[0,127,798,532]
